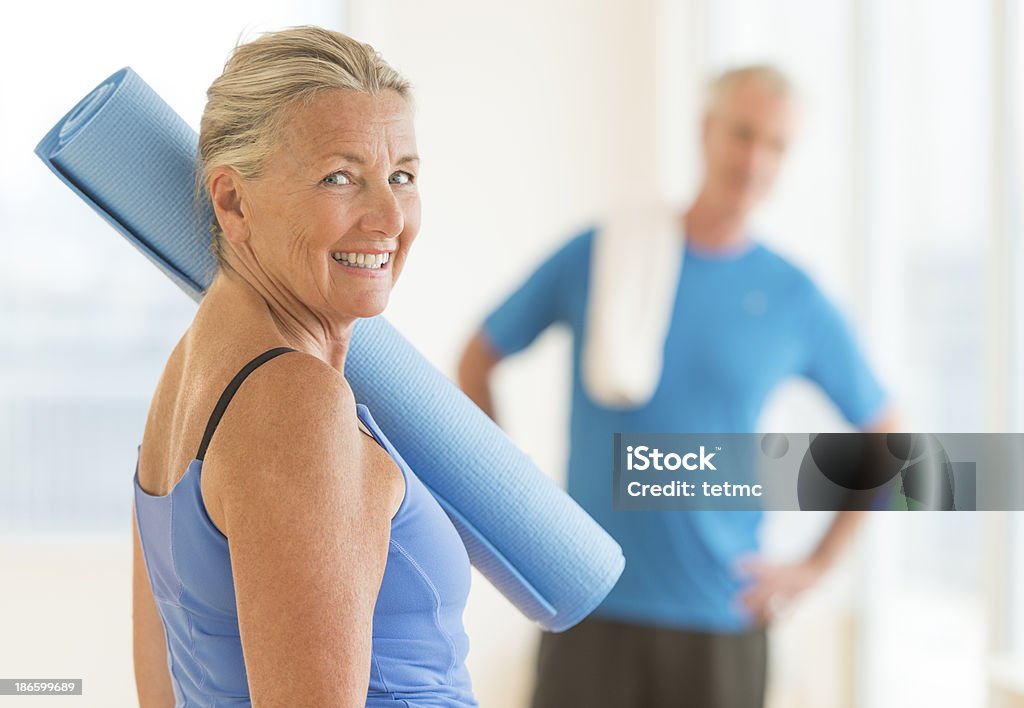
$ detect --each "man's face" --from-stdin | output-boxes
[701,78,799,213]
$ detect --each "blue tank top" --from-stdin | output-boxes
[133,347,478,706]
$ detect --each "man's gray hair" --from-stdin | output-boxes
[705,64,795,113]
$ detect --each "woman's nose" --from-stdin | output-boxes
[359,183,405,237]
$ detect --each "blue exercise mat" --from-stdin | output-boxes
[35,67,624,632]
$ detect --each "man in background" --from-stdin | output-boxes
[457,66,896,708]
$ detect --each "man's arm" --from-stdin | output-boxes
[736,408,900,625]
[457,229,593,420]
[803,407,899,569]
[456,329,504,422]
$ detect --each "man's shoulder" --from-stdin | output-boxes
[562,225,598,254]
[531,225,597,275]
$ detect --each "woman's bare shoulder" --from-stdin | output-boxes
[197,349,396,704]
[197,348,374,533]
[226,348,353,424]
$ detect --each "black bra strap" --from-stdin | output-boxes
[196,347,297,461]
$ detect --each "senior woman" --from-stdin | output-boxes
[130,27,477,707]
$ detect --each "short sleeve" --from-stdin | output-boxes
[801,290,889,428]
[481,229,593,358]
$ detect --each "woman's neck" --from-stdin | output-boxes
[199,269,354,373]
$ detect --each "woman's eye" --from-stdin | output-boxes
[390,171,414,185]
[323,172,351,186]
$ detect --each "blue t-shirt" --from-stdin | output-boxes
[482,228,888,632]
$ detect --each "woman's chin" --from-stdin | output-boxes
[342,295,389,321]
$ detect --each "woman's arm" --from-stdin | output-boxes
[204,353,395,706]
[132,507,176,706]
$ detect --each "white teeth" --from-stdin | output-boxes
[330,251,392,270]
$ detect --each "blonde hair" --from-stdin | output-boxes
[196,25,413,272]
[705,64,794,114]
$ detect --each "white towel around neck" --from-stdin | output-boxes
[581,199,685,409]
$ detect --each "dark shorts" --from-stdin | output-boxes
[531,615,767,708]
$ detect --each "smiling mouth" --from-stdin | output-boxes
[330,251,391,270]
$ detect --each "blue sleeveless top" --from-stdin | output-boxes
[133,348,478,706]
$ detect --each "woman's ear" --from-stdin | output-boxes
[208,167,251,245]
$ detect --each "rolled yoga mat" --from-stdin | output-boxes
[36,67,624,632]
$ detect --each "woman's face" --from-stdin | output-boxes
[240,88,420,322]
